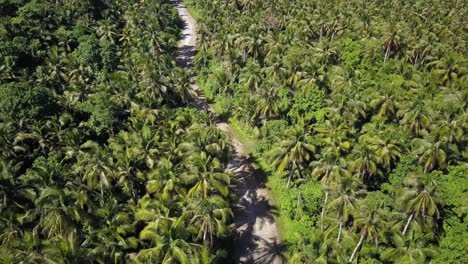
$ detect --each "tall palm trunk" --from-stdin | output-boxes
[349,233,365,262]
[402,213,414,235]
[295,191,301,219]
[337,221,343,242]
[320,191,329,232]
[287,163,295,189]
[384,46,390,64]
[286,170,292,189]
[203,226,207,243]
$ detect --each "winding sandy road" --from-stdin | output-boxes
[171,1,281,263]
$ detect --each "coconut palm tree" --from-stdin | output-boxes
[312,152,350,232]
[183,152,230,198]
[349,199,386,262]
[400,175,440,235]
[183,196,233,246]
[381,232,438,263]
[367,135,401,170]
[270,126,316,188]
[412,137,447,172]
[398,103,433,136]
[326,177,361,242]
[350,143,380,183]
[76,144,115,205]
[137,217,201,263]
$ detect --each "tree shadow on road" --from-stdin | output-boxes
[230,154,281,263]
[253,237,288,264]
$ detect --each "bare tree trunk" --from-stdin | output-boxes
[295,191,301,219]
[337,221,343,242]
[210,224,213,248]
[203,226,207,242]
[287,163,295,189]
[320,191,329,232]
[297,165,304,179]
[402,213,414,235]
[349,234,365,262]
[384,46,390,64]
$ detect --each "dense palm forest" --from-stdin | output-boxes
[0,0,234,263]
[188,0,467,263]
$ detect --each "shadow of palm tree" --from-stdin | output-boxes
[176,44,196,68]
[230,154,280,263]
[253,237,288,264]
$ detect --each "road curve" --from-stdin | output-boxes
[171,1,281,263]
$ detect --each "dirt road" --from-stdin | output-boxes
[172,1,281,263]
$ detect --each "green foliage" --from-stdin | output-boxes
[256,120,288,153]
[192,0,467,261]
[77,91,123,136]
[0,82,57,120]
[433,216,468,264]
[438,165,468,217]
[433,165,468,263]
[381,155,421,196]
[0,0,233,262]
[99,40,118,71]
[338,38,362,67]
[75,35,102,70]
[268,169,322,244]
[287,85,324,124]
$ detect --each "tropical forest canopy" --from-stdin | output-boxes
[1,0,467,263]
[0,0,234,263]
[188,0,467,263]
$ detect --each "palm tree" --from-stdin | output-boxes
[369,89,401,121]
[253,83,284,122]
[382,232,438,263]
[35,187,76,239]
[146,158,183,202]
[315,234,349,264]
[137,217,201,263]
[350,143,380,182]
[235,29,266,60]
[183,152,230,198]
[239,60,264,92]
[75,143,115,204]
[406,40,432,66]
[382,29,402,63]
[41,231,91,263]
[427,52,464,85]
[400,176,440,235]
[398,103,433,136]
[412,137,447,172]
[329,66,360,95]
[432,118,465,144]
[312,152,350,232]
[349,199,386,262]
[270,126,316,188]
[96,19,118,43]
[367,135,401,169]
[183,196,233,246]
[314,119,352,155]
[325,177,361,242]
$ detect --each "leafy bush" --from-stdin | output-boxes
[0,82,58,121]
